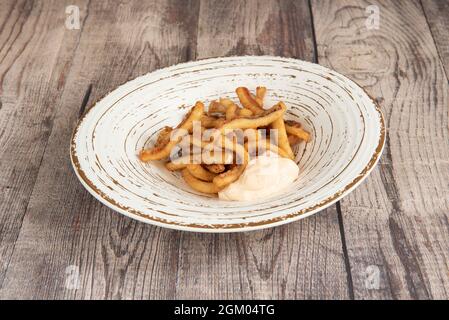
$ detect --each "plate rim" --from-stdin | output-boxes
[70,55,386,233]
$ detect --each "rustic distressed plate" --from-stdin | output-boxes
[70,56,385,232]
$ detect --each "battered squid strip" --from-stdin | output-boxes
[245,139,290,158]
[236,87,264,115]
[238,108,253,117]
[219,98,234,107]
[213,118,226,128]
[139,101,204,161]
[154,126,173,148]
[208,100,226,115]
[182,169,222,194]
[165,161,187,171]
[186,164,217,182]
[179,134,210,149]
[255,86,267,107]
[200,115,222,128]
[218,103,286,132]
[285,120,311,142]
[288,134,301,146]
[269,102,295,159]
[201,146,234,164]
[200,115,227,129]
[204,164,226,173]
[210,132,249,162]
[225,104,238,121]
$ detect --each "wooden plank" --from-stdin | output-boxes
[173,0,350,299]
[1,0,351,299]
[312,0,449,299]
[0,0,200,299]
[421,0,449,79]
[0,0,88,287]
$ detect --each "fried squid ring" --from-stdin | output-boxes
[186,164,217,182]
[212,136,249,188]
[139,101,204,161]
[182,169,222,194]
[213,165,246,189]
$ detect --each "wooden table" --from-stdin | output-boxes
[0,0,448,300]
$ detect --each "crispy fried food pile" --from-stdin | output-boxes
[139,87,311,195]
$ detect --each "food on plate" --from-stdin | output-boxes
[236,87,264,115]
[139,101,204,161]
[138,87,311,200]
[270,102,295,159]
[219,103,286,131]
[204,163,226,173]
[245,139,290,158]
[255,86,267,107]
[238,108,253,117]
[285,120,311,142]
[181,169,221,194]
[208,100,227,115]
[186,164,217,182]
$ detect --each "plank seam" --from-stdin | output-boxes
[336,201,355,299]
[308,0,354,299]
[419,0,449,83]
[78,84,93,118]
[307,0,318,63]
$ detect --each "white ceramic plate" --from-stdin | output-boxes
[70,56,385,232]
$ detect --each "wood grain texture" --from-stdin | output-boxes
[174,0,350,299]
[0,0,88,288]
[1,0,447,300]
[421,0,449,79]
[0,0,200,299]
[312,0,449,299]
[0,0,350,300]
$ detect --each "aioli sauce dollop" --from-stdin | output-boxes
[218,153,299,201]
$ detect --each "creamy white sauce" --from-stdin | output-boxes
[218,153,299,201]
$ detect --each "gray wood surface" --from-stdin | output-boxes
[0,0,88,289]
[421,0,449,79]
[0,0,447,299]
[178,0,349,300]
[312,0,449,299]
